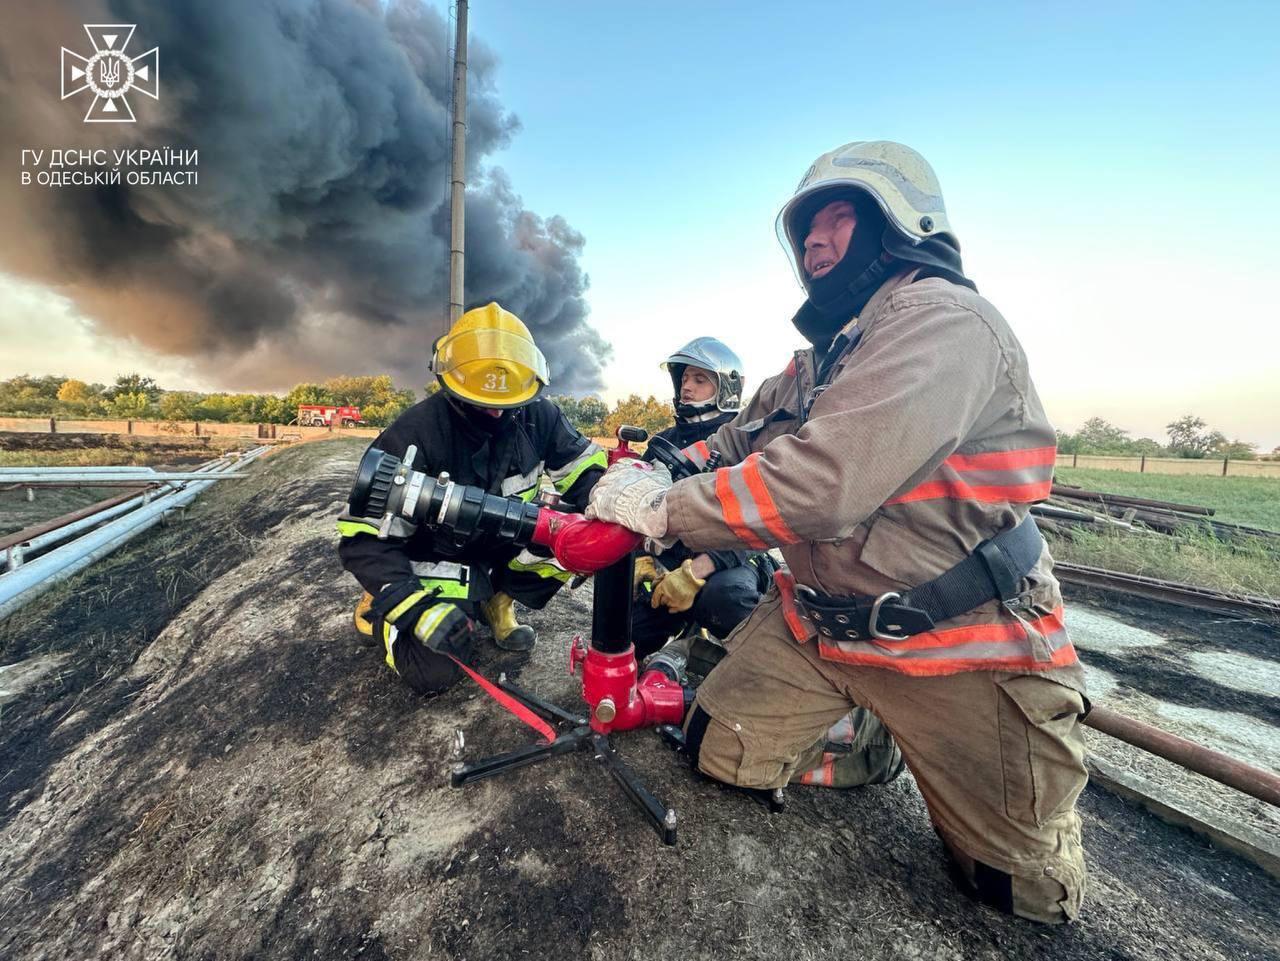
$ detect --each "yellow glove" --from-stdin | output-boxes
[650,559,706,614]
[633,555,661,597]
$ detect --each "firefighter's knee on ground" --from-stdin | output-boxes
[942,822,1085,925]
[382,603,474,695]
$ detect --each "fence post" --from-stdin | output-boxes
[1140,454,1145,473]
[1072,452,1078,468]
[127,419,133,435]
[1223,456,1229,477]
[49,416,57,434]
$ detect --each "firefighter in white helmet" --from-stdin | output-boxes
[338,303,606,693]
[590,142,1087,923]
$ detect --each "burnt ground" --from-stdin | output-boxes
[0,438,1277,961]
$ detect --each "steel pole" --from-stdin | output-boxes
[447,0,469,328]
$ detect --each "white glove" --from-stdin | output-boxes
[585,459,673,540]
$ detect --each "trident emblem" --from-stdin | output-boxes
[99,57,121,89]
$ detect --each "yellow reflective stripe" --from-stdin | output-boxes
[337,519,381,538]
[516,485,540,502]
[552,448,607,494]
[388,590,429,622]
[418,577,470,600]
[411,603,457,641]
[383,627,399,672]
[507,556,573,583]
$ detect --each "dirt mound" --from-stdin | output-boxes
[1,439,1277,960]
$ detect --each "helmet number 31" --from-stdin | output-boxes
[484,371,509,392]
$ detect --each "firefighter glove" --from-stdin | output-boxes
[650,559,706,614]
[633,555,661,597]
[585,458,672,540]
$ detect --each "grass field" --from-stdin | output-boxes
[1051,468,1280,597]
[1054,467,1280,531]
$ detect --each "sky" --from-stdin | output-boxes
[2,0,1278,449]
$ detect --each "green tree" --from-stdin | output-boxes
[194,394,235,422]
[108,373,160,402]
[1166,414,1221,458]
[1216,439,1258,460]
[159,391,201,420]
[549,394,610,437]
[109,391,152,418]
[603,394,675,438]
[1076,417,1131,453]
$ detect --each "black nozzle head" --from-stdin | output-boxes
[618,425,648,443]
[349,447,401,518]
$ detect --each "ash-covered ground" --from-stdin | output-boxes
[1,439,1276,961]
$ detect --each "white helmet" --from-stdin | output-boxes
[776,141,955,287]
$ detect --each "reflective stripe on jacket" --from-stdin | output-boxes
[665,271,1077,678]
[337,392,605,595]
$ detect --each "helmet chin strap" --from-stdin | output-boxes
[675,400,722,422]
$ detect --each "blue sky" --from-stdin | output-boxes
[4,1,1277,447]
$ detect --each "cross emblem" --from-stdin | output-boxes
[61,24,159,123]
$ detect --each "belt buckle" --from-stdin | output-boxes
[1002,588,1035,615]
[869,592,911,642]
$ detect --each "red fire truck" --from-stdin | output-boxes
[297,404,364,428]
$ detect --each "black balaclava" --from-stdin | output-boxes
[446,394,515,435]
[789,188,975,352]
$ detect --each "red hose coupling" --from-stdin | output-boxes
[575,644,685,734]
[531,509,642,576]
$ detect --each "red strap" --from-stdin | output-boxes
[448,655,557,743]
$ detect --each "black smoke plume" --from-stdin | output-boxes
[0,0,609,391]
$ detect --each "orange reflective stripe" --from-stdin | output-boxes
[715,467,767,549]
[692,440,710,460]
[872,607,1067,652]
[774,569,811,642]
[886,478,1052,506]
[887,445,1057,505]
[818,639,1079,677]
[814,606,1077,676]
[741,453,801,544]
[945,446,1057,472]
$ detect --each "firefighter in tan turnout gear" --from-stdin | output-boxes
[589,142,1088,923]
[338,303,606,694]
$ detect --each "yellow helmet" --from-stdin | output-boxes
[431,303,550,408]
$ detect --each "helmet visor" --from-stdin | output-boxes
[432,328,550,384]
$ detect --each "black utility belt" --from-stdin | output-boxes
[793,516,1044,642]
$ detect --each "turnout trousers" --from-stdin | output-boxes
[686,585,1088,924]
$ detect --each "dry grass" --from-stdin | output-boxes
[1050,526,1280,598]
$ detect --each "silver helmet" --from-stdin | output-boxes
[776,140,956,288]
[661,337,744,417]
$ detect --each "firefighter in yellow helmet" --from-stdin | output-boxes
[338,303,607,693]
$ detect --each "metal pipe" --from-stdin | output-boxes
[0,466,157,475]
[0,488,158,553]
[0,448,267,622]
[1,471,244,484]
[1056,562,1280,620]
[1085,705,1280,808]
[447,0,468,327]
